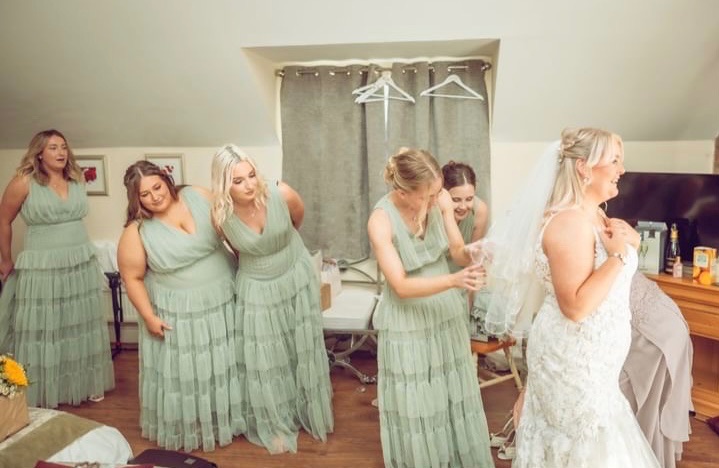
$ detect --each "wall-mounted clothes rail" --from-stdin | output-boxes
[276,61,491,77]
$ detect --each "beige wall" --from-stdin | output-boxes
[0,139,714,258]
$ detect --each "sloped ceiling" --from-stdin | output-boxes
[0,0,717,149]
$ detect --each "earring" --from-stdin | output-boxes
[582,176,590,184]
[38,156,43,160]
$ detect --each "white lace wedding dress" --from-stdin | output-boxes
[514,225,660,468]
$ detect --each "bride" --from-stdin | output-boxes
[483,128,660,467]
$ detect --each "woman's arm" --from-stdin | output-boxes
[0,176,29,280]
[438,189,472,266]
[368,208,483,299]
[543,209,627,322]
[471,197,489,242]
[279,181,304,229]
[117,223,172,337]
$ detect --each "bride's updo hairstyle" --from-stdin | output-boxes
[548,127,623,213]
[383,147,441,237]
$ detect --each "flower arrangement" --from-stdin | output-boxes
[0,354,29,398]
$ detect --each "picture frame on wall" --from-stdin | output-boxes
[76,155,109,196]
[145,153,185,185]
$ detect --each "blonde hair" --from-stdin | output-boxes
[122,160,179,227]
[383,147,441,236]
[210,144,268,229]
[548,127,623,213]
[16,129,84,184]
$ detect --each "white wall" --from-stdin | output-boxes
[0,145,282,259]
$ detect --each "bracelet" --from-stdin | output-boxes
[608,252,626,265]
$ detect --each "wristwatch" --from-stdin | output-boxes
[608,252,626,265]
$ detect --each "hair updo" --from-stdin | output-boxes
[441,160,476,191]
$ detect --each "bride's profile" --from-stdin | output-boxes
[484,127,660,467]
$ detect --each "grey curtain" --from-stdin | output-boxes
[281,60,491,260]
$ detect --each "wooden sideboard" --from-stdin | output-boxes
[646,273,719,420]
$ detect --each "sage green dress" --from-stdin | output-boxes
[222,181,333,454]
[138,188,243,452]
[372,195,494,468]
[10,179,114,408]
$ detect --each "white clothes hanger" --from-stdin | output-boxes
[420,73,484,100]
[354,71,415,104]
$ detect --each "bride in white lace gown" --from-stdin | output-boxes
[483,128,660,468]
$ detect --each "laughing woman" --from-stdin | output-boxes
[0,129,114,408]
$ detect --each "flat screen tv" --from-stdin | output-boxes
[606,172,719,257]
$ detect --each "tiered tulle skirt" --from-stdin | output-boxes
[234,253,334,454]
[141,275,244,452]
[13,242,114,408]
[374,288,494,468]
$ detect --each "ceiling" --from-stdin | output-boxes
[0,0,717,149]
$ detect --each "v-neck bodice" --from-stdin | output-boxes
[139,188,224,274]
[374,194,449,274]
[21,179,87,226]
[222,181,305,279]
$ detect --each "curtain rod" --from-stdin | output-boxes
[275,62,491,77]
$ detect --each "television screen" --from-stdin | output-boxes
[606,172,719,257]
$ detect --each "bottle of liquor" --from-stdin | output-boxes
[665,223,680,274]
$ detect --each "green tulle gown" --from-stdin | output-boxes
[138,188,243,452]
[221,181,333,454]
[10,180,114,408]
[372,195,494,468]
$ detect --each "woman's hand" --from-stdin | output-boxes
[602,218,639,255]
[0,259,14,281]
[437,189,453,216]
[144,315,172,339]
[452,263,486,291]
[606,218,640,249]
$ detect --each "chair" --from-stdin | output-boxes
[322,284,379,384]
[470,338,523,391]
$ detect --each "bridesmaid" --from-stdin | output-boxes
[210,144,333,454]
[368,147,494,467]
[441,161,489,261]
[0,129,114,407]
[117,161,243,452]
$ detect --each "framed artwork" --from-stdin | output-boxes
[145,153,185,185]
[76,155,108,196]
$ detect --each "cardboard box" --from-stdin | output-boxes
[636,221,667,274]
[0,391,29,441]
[320,282,332,311]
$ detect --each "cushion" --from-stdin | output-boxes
[322,286,378,331]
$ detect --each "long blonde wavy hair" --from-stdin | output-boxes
[16,129,84,184]
[210,144,268,229]
[547,127,623,214]
[383,147,442,237]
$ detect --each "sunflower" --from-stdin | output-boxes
[1,357,28,387]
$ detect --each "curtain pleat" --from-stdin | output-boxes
[281,60,491,260]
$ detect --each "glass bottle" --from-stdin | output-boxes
[672,255,683,278]
[665,223,680,274]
